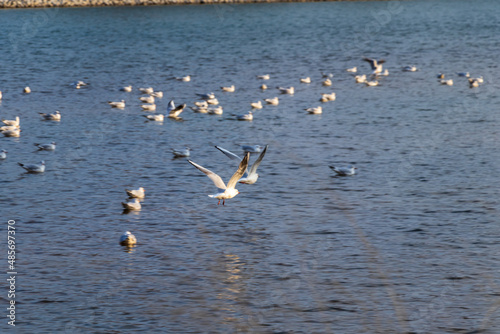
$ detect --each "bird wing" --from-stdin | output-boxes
[188,160,226,190]
[362,57,376,69]
[226,152,250,190]
[169,104,185,116]
[248,145,268,176]
[215,146,242,162]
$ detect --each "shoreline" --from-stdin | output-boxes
[0,0,382,9]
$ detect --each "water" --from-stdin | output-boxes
[0,1,499,333]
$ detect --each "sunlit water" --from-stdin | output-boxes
[0,1,499,333]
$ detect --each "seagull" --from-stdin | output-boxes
[468,78,479,88]
[142,114,164,121]
[257,74,270,80]
[190,106,208,113]
[0,125,19,131]
[322,78,332,86]
[2,116,20,127]
[251,101,263,109]
[108,100,125,108]
[141,104,156,111]
[188,152,250,205]
[236,111,253,121]
[264,97,279,105]
[363,57,385,75]
[175,75,191,82]
[305,106,322,114]
[380,69,389,76]
[221,85,235,92]
[122,198,141,211]
[71,81,88,89]
[2,129,20,137]
[169,104,186,118]
[278,86,294,95]
[119,231,137,246]
[194,101,208,108]
[403,65,418,72]
[346,67,357,73]
[172,147,191,157]
[437,73,445,79]
[139,87,154,94]
[320,92,336,102]
[39,111,61,121]
[18,160,45,173]
[206,98,219,105]
[329,165,357,176]
[365,80,379,87]
[207,106,223,115]
[241,145,263,153]
[24,86,31,93]
[120,85,132,92]
[457,72,470,78]
[196,92,215,100]
[475,76,484,84]
[150,91,163,98]
[215,145,268,184]
[34,142,56,151]
[355,75,367,83]
[300,77,311,84]
[126,187,145,198]
[0,150,7,159]
[0,91,2,100]
[139,96,155,104]
[260,84,268,90]
[440,79,453,86]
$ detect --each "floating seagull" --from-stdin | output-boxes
[169,104,186,118]
[2,129,20,137]
[2,116,20,127]
[251,101,263,109]
[39,111,61,121]
[241,145,263,153]
[320,92,336,102]
[346,67,357,73]
[24,86,31,93]
[305,106,322,114]
[365,80,379,87]
[119,231,137,246]
[34,142,56,151]
[206,98,219,105]
[139,96,155,104]
[207,106,223,115]
[172,147,191,157]
[236,111,253,121]
[175,75,191,82]
[264,97,279,105]
[457,72,470,78]
[71,81,88,89]
[363,57,385,75]
[440,79,453,86]
[403,65,418,72]
[190,106,208,113]
[475,76,484,84]
[329,165,357,176]
[150,91,163,98]
[322,78,332,86]
[122,198,141,211]
[0,91,2,100]
[141,104,156,111]
[437,73,445,79]
[0,150,7,159]
[142,114,164,121]
[188,152,250,205]
[108,100,125,108]
[194,101,208,108]
[221,85,235,92]
[215,145,268,184]
[278,86,294,95]
[355,75,367,83]
[139,87,154,94]
[300,77,311,84]
[18,160,45,173]
[260,84,268,90]
[0,125,19,132]
[196,92,215,100]
[468,78,479,88]
[120,85,132,92]
[126,187,145,198]
[257,74,270,80]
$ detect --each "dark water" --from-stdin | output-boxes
[0,1,499,333]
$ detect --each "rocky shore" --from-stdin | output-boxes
[0,0,356,9]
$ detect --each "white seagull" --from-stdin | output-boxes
[139,87,154,94]
[141,104,156,111]
[196,92,215,100]
[300,77,311,84]
[194,101,208,108]
[363,57,385,75]
[0,125,19,132]
[305,106,322,114]
[468,78,479,88]
[355,75,367,83]
[2,116,20,127]
[139,96,155,104]
[119,231,137,246]
[2,129,20,137]
[440,79,453,86]
[322,78,332,86]
[264,97,279,105]
[278,86,295,95]
[18,160,45,173]
[24,86,31,93]
[329,165,357,176]
[346,67,357,73]
[169,104,186,118]
[251,101,263,109]
[365,80,379,87]
[257,74,270,80]
[206,98,219,105]
[188,152,250,205]
[320,92,336,102]
[175,75,191,82]
[221,85,235,92]
[172,147,191,158]
[39,111,61,121]
[190,106,208,113]
[403,65,418,72]
[237,111,253,121]
[108,100,125,108]
[0,150,7,159]
[34,142,56,151]
[215,145,268,184]
[122,198,141,211]
[126,187,145,198]
[260,84,268,90]
[207,106,223,115]
[142,114,164,122]
[120,85,132,92]
[150,91,163,98]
